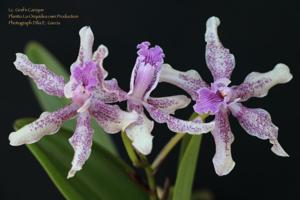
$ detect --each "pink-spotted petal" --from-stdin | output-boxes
[103,79,127,102]
[93,44,109,80]
[68,112,93,178]
[9,103,78,146]
[205,17,235,80]
[159,64,208,100]
[64,79,75,98]
[93,79,127,103]
[211,107,235,176]
[126,114,154,155]
[143,103,215,134]
[90,100,138,134]
[147,95,191,114]
[232,64,293,102]
[229,103,289,157]
[14,53,65,97]
[77,26,94,64]
[127,98,144,114]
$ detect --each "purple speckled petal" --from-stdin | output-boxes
[147,95,191,114]
[77,26,94,64]
[128,41,165,100]
[92,44,109,79]
[93,79,127,103]
[211,107,235,176]
[92,45,111,98]
[9,103,78,146]
[127,98,144,114]
[14,53,65,97]
[194,88,224,114]
[143,103,215,134]
[232,64,293,102]
[68,112,93,178]
[159,64,208,100]
[126,114,154,155]
[205,17,235,80]
[90,100,138,134]
[64,77,76,99]
[102,78,127,102]
[229,103,289,157]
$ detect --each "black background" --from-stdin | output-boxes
[1,0,299,199]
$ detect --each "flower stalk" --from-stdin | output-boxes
[121,131,142,167]
[139,154,158,200]
[121,131,158,200]
[122,113,209,199]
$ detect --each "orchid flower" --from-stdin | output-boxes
[159,17,293,175]
[9,26,138,178]
[124,41,215,155]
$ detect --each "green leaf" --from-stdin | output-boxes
[174,114,207,200]
[14,118,149,200]
[24,41,117,155]
[178,112,201,163]
[173,135,202,200]
[178,134,192,164]
[173,113,207,200]
[192,189,214,200]
[172,135,202,200]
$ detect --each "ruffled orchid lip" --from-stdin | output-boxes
[128,41,166,102]
[194,78,234,115]
[72,61,99,91]
[68,61,100,108]
[137,41,165,67]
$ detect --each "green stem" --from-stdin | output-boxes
[151,133,185,170]
[121,113,207,200]
[121,131,141,167]
[121,131,158,200]
[140,155,158,200]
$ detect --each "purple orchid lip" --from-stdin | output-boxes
[129,41,165,101]
[194,78,233,115]
[72,61,99,92]
[137,41,165,67]
[194,88,224,114]
[70,61,99,106]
